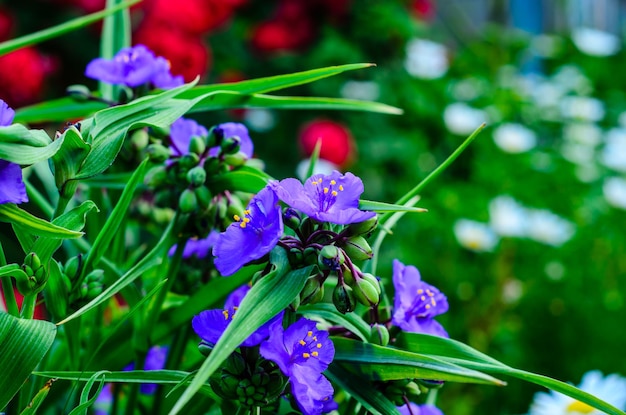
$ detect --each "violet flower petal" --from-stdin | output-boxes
[0,160,28,205]
[290,366,337,415]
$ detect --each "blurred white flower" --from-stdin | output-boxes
[526,209,575,246]
[243,108,275,132]
[443,103,488,135]
[552,65,592,95]
[528,370,626,415]
[544,261,565,281]
[531,34,564,58]
[492,123,537,153]
[404,38,448,79]
[575,164,601,183]
[340,80,380,101]
[603,177,626,209]
[502,279,523,304]
[296,158,338,181]
[572,27,621,57]
[601,128,626,172]
[560,96,605,122]
[453,219,499,252]
[563,123,602,146]
[561,142,595,165]
[532,81,567,108]
[489,196,528,237]
[451,77,486,101]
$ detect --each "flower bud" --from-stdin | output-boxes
[226,196,245,221]
[179,153,200,169]
[283,208,302,231]
[64,255,82,281]
[300,276,323,305]
[224,352,247,376]
[186,166,206,187]
[341,264,357,286]
[360,272,382,295]
[353,278,380,307]
[415,379,445,390]
[369,324,390,346]
[130,128,150,150]
[146,165,169,188]
[346,215,378,237]
[220,136,241,155]
[288,247,304,265]
[66,84,92,102]
[203,156,220,176]
[332,283,356,314]
[302,247,318,265]
[145,143,171,163]
[179,189,198,213]
[188,135,206,156]
[198,342,212,357]
[317,245,344,271]
[405,381,423,397]
[24,252,42,271]
[223,151,247,167]
[342,235,373,261]
[194,186,212,210]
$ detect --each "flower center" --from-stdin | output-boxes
[234,209,253,229]
[408,287,439,317]
[312,178,345,212]
[566,400,595,414]
[295,330,323,361]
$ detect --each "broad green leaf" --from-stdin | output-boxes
[0,311,57,410]
[14,100,107,125]
[0,0,140,56]
[399,333,626,415]
[207,166,272,194]
[0,204,83,239]
[170,249,313,414]
[42,260,69,322]
[326,363,400,415]
[179,63,376,96]
[80,159,149,277]
[300,303,371,342]
[57,215,176,325]
[332,337,504,385]
[188,92,403,115]
[100,0,131,102]
[358,199,427,213]
[0,125,62,165]
[19,378,55,415]
[51,127,91,197]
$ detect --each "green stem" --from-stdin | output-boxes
[53,193,73,219]
[24,180,54,218]
[155,324,191,414]
[394,123,486,207]
[426,388,439,406]
[20,293,37,319]
[0,244,19,317]
[124,351,146,415]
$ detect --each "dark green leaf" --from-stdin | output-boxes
[14,99,107,125]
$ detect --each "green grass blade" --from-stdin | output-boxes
[0,204,83,239]
[0,0,140,56]
[300,303,372,342]
[14,100,107,125]
[305,139,323,180]
[359,199,427,213]
[99,0,132,101]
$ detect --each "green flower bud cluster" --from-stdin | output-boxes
[59,256,105,308]
[210,353,287,408]
[300,274,325,306]
[17,253,45,295]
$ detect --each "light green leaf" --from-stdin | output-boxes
[100,0,132,102]
[207,166,272,194]
[0,125,62,165]
[358,199,427,213]
[300,303,371,342]
[68,371,108,415]
[0,311,57,410]
[51,127,91,196]
[14,100,107,125]
[0,0,140,56]
[0,204,83,239]
[170,249,313,414]
[19,378,55,415]
[332,337,504,385]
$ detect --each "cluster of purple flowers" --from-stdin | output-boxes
[85,44,183,89]
[0,99,28,205]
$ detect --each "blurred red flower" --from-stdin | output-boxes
[412,0,436,21]
[299,119,355,167]
[0,47,50,107]
[142,0,239,35]
[134,23,210,82]
[251,18,314,54]
[0,6,14,41]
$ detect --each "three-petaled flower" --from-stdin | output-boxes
[392,259,449,337]
[169,117,209,158]
[269,170,375,225]
[213,186,284,276]
[260,318,337,415]
[192,284,284,348]
[0,99,27,205]
[85,44,183,89]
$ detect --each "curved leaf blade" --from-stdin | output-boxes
[0,204,83,239]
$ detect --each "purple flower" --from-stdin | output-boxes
[122,345,169,395]
[269,171,375,225]
[213,186,284,276]
[398,403,444,415]
[214,122,254,158]
[85,45,183,89]
[192,284,284,348]
[94,383,112,415]
[392,259,449,338]
[0,100,27,205]
[260,318,336,415]
[169,117,209,158]
[168,232,219,259]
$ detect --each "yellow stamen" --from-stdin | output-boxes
[330,180,336,185]
[222,310,229,320]
[243,217,251,223]
[323,187,329,194]
[316,343,322,348]
[244,209,251,215]
[421,296,426,301]
[313,336,317,341]
[299,340,306,346]
[417,289,424,294]
[233,215,241,221]
[431,299,436,306]
[566,400,595,414]
[303,353,311,358]
[312,351,319,357]
[331,191,338,196]
[339,185,344,191]
[239,222,247,229]
[425,304,431,309]
[307,331,313,337]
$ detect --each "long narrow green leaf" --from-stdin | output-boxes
[300,303,371,342]
[0,204,83,239]
[100,0,131,101]
[326,363,400,415]
[80,159,149,277]
[207,166,272,194]
[189,91,403,114]
[0,0,140,56]
[332,337,504,385]
[19,378,55,415]
[68,371,108,415]
[359,199,427,213]
[0,312,57,410]
[170,249,313,414]
[56,216,176,325]
[14,100,107,125]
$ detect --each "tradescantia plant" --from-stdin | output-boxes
[0,2,624,415]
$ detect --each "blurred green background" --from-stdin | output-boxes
[4,0,626,413]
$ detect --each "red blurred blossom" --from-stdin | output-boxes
[299,119,356,167]
[142,0,240,35]
[0,287,47,320]
[0,6,14,41]
[412,0,436,21]
[134,23,210,82]
[0,47,52,107]
[251,18,314,54]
